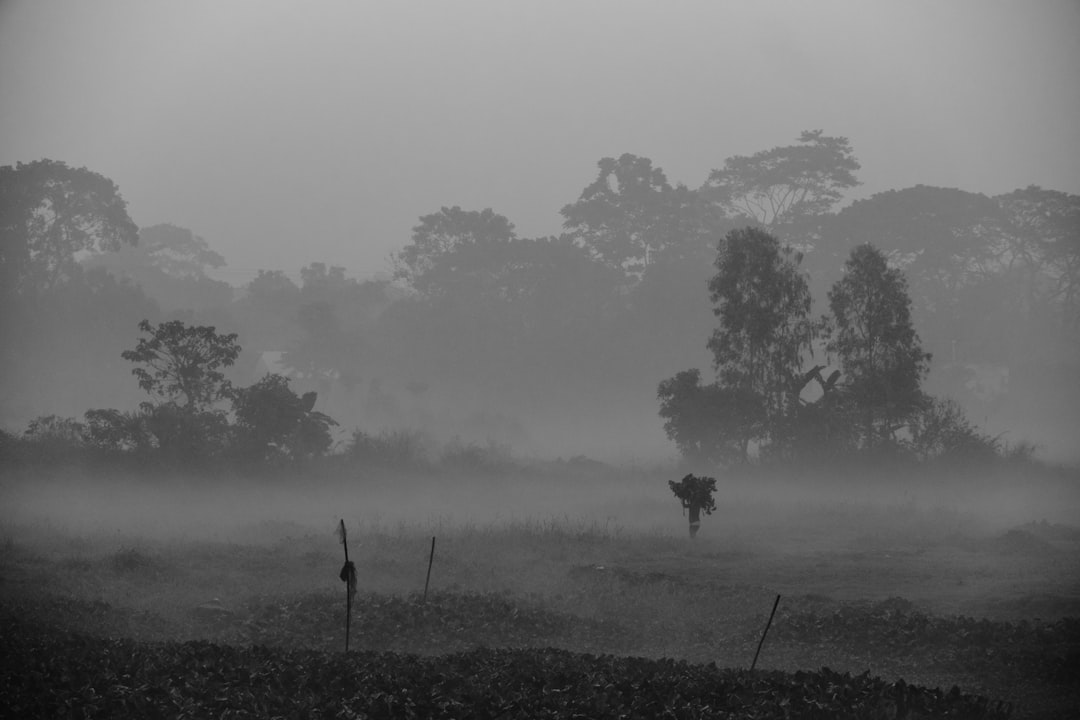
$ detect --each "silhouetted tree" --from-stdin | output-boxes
[657,369,760,466]
[82,223,233,312]
[826,244,930,450]
[561,153,719,278]
[122,319,241,411]
[393,206,517,295]
[232,373,337,461]
[707,227,817,456]
[701,130,860,228]
[824,185,1005,360]
[0,159,138,298]
[996,186,1080,333]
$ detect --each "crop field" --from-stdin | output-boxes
[2,464,1078,718]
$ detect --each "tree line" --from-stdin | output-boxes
[1,133,1077,466]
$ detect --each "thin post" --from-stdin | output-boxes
[337,519,357,652]
[423,536,436,602]
[750,594,781,671]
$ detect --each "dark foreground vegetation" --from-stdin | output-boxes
[4,590,1067,719]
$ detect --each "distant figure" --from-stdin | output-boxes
[683,497,704,538]
[668,473,718,539]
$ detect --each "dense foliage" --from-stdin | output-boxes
[1,598,1037,720]
[0,158,138,298]
[668,473,718,516]
[826,244,932,450]
[705,227,816,460]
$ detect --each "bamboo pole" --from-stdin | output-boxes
[423,536,436,602]
[750,594,781,671]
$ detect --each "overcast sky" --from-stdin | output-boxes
[2,1,1078,284]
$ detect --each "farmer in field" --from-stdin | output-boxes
[668,473,717,539]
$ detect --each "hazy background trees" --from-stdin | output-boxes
[0,160,153,423]
[2,132,1078,464]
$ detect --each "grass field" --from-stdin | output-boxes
[2,463,1078,717]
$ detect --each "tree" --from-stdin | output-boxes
[121,319,241,411]
[300,262,352,299]
[247,269,301,303]
[561,153,719,277]
[826,244,931,450]
[102,223,224,278]
[286,300,363,390]
[0,159,138,297]
[232,373,337,461]
[393,207,517,295]
[823,186,1006,359]
[82,408,152,452]
[907,397,998,464]
[667,473,717,538]
[657,369,761,466]
[701,130,860,228]
[82,223,232,311]
[995,186,1080,332]
[706,227,817,457]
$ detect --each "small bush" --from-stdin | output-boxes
[346,428,431,468]
[440,437,516,474]
[1000,439,1039,464]
[83,408,156,452]
[23,415,86,447]
[908,398,999,464]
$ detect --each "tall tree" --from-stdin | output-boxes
[393,206,516,295]
[701,130,860,228]
[823,185,1007,361]
[114,223,225,278]
[561,153,719,277]
[122,319,241,411]
[82,223,232,311]
[826,244,931,449]
[0,159,138,298]
[657,369,761,465]
[995,186,1080,332]
[707,227,817,457]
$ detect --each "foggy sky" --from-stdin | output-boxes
[2,1,1078,284]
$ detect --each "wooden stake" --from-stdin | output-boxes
[423,536,436,602]
[750,594,781,671]
[337,519,356,652]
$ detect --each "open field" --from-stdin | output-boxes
[2,464,1078,717]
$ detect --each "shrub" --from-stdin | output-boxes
[23,415,86,446]
[346,428,431,468]
[83,408,156,452]
[231,374,337,462]
[908,397,999,463]
[440,437,516,473]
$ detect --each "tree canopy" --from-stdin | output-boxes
[393,206,517,296]
[707,227,816,454]
[826,244,931,448]
[232,373,337,460]
[0,159,138,297]
[82,223,233,312]
[561,153,718,277]
[702,130,860,228]
[121,319,241,411]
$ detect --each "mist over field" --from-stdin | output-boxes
[2,3,1080,716]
